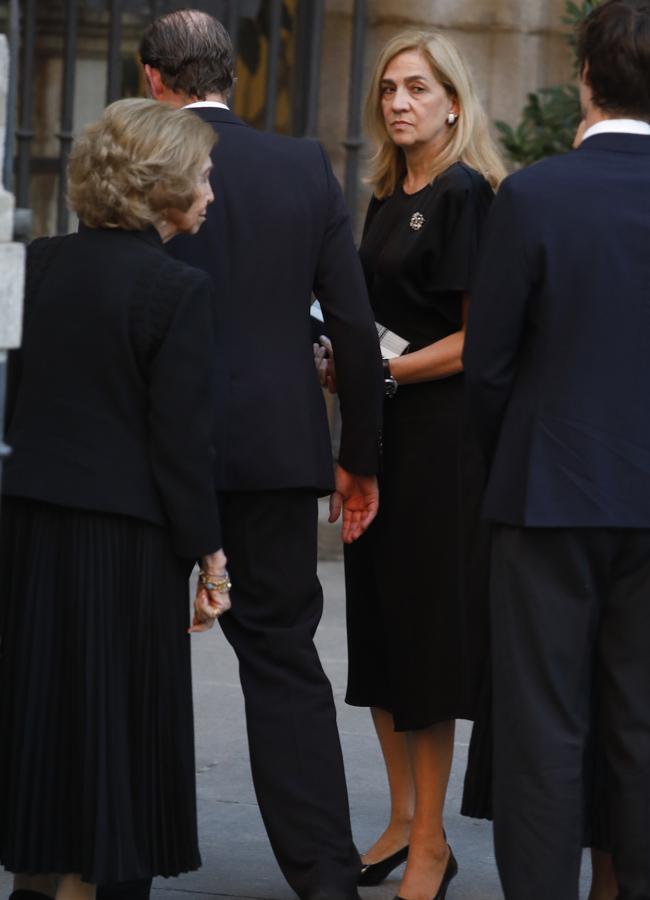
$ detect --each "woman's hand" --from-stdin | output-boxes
[188,548,231,633]
[313,335,337,394]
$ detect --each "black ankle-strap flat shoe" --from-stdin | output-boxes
[358,844,409,886]
[393,845,458,900]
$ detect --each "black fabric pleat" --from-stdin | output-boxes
[0,498,201,882]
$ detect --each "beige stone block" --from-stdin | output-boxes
[369,0,572,32]
[0,36,11,245]
[326,0,354,16]
[369,0,547,30]
[543,30,577,86]
[0,188,12,243]
[0,243,25,349]
[0,35,7,176]
[318,9,354,181]
[74,58,109,132]
[371,0,492,29]
[485,31,547,126]
[33,57,62,156]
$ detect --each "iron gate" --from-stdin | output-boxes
[1,0,368,238]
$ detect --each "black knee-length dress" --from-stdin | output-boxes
[345,163,492,731]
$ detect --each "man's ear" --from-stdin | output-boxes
[143,64,165,100]
[578,61,595,118]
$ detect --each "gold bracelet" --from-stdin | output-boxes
[199,569,232,593]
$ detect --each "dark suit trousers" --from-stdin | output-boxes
[218,489,361,899]
[490,525,650,900]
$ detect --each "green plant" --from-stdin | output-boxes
[495,0,603,166]
[563,0,603,63]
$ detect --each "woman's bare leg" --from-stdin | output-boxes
[397,720,455,900]
[361,707,415,864]
[588,850,618,900]
[13,875,58,897]
[55,875,95,900]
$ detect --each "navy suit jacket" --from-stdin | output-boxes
[168,107,383,494]
[463,132,650,527]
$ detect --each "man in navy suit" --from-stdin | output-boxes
[134,10,382,900]
[463,1,650,897]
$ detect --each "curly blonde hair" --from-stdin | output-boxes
[68,98,216,230]
[366,31,507,198]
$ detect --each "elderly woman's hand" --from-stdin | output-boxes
[188,549,231,633]
[313,335,337,394]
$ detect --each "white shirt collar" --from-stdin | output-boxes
[583,118,650,141]
[183,100,230,110]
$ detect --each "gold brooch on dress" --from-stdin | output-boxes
[409,212,425,231]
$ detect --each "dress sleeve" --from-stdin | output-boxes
[422,171,493,294]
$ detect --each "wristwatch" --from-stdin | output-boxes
[382,358,398,399]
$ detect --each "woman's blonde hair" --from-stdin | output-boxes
[68,98,216,230]
[365,31,507,197]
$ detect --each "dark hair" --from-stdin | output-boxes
[139,8,235,100]
[577,0,650,119]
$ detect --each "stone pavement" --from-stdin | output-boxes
[152,555,594,900]
[0,554,594,900]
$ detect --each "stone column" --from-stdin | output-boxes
[0,34,25,479]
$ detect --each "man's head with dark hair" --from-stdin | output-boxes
[577,0,650,121]
[140,8,234,102]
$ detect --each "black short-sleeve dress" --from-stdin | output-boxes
[344,162,493,732]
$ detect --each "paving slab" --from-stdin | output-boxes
[1,559,594,900]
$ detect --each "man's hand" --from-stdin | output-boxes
[313,335,337,394]
[329,464,379,543]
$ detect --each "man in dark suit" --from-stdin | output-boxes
[463,2,650,898]
[134,10,382,900]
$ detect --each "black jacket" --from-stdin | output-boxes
[4,226,222,558]
[168,107,383,493]
[463,133,650,526]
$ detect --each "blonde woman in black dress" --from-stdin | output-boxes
[318,31,505,900]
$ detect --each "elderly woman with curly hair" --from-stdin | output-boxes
[0,99,228,900]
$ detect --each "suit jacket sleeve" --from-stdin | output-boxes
[148,271,222,558]
[313,143,383,476]
[462,178,534,464]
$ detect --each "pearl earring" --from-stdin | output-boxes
[447,112,458,125]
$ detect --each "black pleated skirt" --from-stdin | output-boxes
[0,498,201,883]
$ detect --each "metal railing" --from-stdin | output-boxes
[2,0,368,239]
